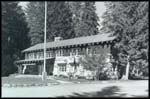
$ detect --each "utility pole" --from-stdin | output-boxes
[42,1,47,81]
[125,55,130,79]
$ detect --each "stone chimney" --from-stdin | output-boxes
[54,37,63,41]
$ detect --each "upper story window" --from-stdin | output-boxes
[56,49,71,57]
[63,49,70,56]
[77,47,86,55]
[28,52,34,59]
[87,45,106,55]
[60,49,63,56]
[88,47,92,55]
[27,51,54,59]
[25,53,29,59]
[46,51,53,58]
[71,48,76,56]
[24,43,111,59]
[56,50,61,56]
[38,52,44,58]
[92,47,97,54]
[34,52,37,59]
[37,52,40,59]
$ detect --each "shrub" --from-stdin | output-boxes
[81,53,114,80]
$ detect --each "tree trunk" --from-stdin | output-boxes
[121,55,130,80]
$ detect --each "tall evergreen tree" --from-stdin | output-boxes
[26,2,44,45]
[68,2,99,37]
[101,2,149,79]
[2,2,30,76]
[26,1,75,45]
[47,2,75,41]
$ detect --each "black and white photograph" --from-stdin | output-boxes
[1,1,149,98]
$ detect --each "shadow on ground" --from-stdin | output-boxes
[56,86,127,98]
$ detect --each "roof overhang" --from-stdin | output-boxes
[22,33,117,53]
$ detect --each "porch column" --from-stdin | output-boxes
[38,64,43,75]
[22,64,27,74]
[18,65,23,74]
[86,47,88,54]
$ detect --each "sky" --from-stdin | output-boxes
[18,2,106,29]
[95,2,106,29]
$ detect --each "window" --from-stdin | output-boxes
[78,47,86,55]
[57,50,61,56]
[81,48,85,55]
[92,47,96,54]
[34,52,37,59]
[49,51,52,57]
[59,50,61,56]
[63,49,66,56]
[55,50,58,56]
[76,48,79,55]
[25,53,29,59]
[37,52,40,59]
[52,50,55,57]
[39,52,44,58]
[60,49,63,56]
[64,49,70,56]
[56,50,58,56]
[72,48,76,55]
[46,51,52,58]
[28,53,34,59]
[59,65,66,72]
[46,51,49,58]
[88,48,92,55]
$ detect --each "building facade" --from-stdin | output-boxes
[15,33,117,78]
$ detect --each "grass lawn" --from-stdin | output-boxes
[2,75,148,87]
[53,76,149,85]
[2,75,103,86]
[54,76,92,83]
[2,76,59,86]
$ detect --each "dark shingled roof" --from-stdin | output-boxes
[22,33,116,52]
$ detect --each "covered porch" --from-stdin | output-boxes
[15,58,55,75]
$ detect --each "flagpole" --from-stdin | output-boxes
[42,1,47,81]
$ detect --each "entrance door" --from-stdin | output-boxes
[46,58,55,75]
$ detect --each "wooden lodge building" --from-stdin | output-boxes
[15,33,117,78]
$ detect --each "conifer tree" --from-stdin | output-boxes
[26,2,75,45]
[101,2,149,79]
[67,2,99,37]
[26,2,44,45]
[2,2,30,76]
